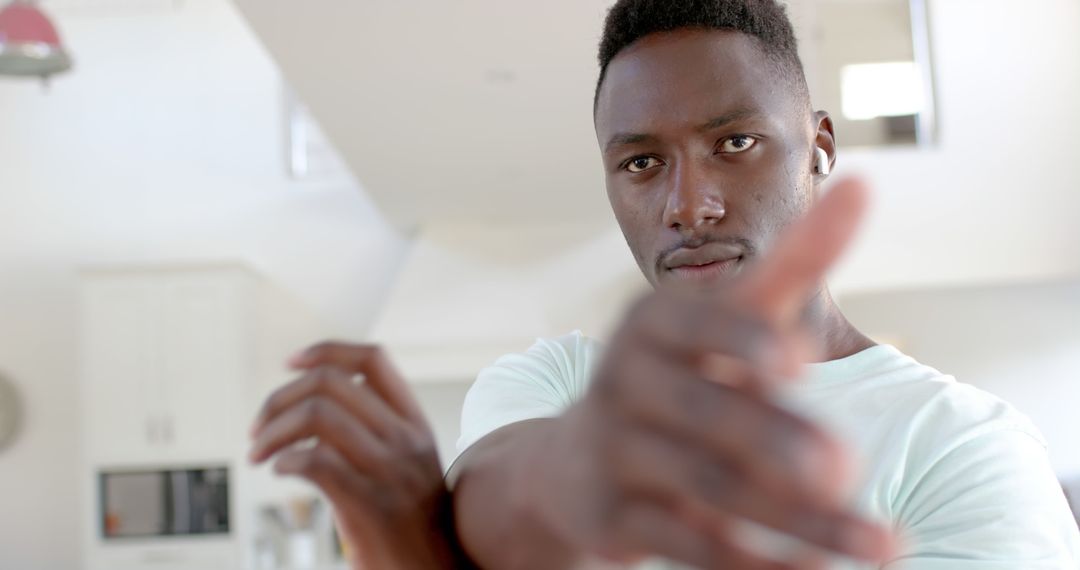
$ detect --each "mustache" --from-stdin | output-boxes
[655,236,757,274]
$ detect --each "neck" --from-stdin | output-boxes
[802,287,876,363]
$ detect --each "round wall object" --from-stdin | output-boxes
[0,374,22,453]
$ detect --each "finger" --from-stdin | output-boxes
[696,331,810,390]
[625,293,798,377]
[613,351,850,500]
[615,426,891,562]
[249,396,387,475]
[251,366,405,439]
[272,443,387,538]
[736,178,870,326]
[695,514,833,570]
[604,503,811,570]
[288,342,425,424]
[274,441,372,503]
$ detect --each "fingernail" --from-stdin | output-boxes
[287,351,308,369]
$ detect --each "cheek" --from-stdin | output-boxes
[759,186,811,244]
[741,167,810,242]
[608,186,658,273]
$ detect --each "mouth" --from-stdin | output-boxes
[666,255,744,281]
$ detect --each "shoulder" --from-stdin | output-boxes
[456,331,603,455]
[487,330,602,389]
[825,346,1045,448]
[799,346,1046,456]
[834,352,1080,562]
[885,356,1046,456]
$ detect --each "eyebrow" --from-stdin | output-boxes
[603,108,761,153]
[696,108,759,132]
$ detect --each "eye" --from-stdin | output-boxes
[624,156,663,173]
[718,135,758,154]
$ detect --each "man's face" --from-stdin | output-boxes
[595,29,830,291]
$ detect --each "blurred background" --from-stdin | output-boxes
[0,0,1078,569]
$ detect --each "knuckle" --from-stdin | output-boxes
[693,460,737,503]
[310,367,335,391]
[319,452,351,489]
[294,449,321,476]
[301,398,327,426]
[405,428,437,457]
[761,416,831,476]
[388,423,428,456]
[308,447,332,472]
[263,385,293,414]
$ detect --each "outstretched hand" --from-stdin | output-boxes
[523,178,895,569]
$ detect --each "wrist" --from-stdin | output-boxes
[355,491,471,569]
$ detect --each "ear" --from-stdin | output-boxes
[812,110,837,185]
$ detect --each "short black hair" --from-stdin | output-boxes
[595,0,809,111]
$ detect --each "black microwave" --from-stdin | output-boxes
[99,466,230,539]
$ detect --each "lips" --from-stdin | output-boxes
[663,242,746,281]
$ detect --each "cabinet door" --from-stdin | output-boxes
[81,279,160,463]
[158,271,252,460]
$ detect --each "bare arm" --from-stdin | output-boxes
[451,419,585,570]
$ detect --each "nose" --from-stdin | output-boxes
[662,160,727,231]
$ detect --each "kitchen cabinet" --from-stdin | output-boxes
[78,264,258,570]
[79,265,254,464]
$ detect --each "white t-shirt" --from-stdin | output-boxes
[458,331,1080,569]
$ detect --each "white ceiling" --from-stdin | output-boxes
[233,0,617,229]
[234,0,1080,296]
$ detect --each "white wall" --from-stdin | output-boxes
[413,383,473,468]
[0,2,406,569]
[839,279,1080,477]
[831,0,1080,293]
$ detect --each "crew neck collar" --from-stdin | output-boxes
[800,344,905,388]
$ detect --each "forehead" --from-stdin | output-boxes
[595,29,792,139]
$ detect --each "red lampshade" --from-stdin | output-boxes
[0,0,72,79]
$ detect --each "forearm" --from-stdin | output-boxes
[451,420,583,570]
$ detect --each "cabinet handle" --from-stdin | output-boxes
[146,418,158,444]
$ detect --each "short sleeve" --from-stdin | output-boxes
[885,428,1080,569]
[455,331,600,456]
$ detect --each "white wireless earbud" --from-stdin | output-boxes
[814,147,831,176]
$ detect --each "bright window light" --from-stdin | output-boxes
[841,61,924,121]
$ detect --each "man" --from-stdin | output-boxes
[252,0,1080,568]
